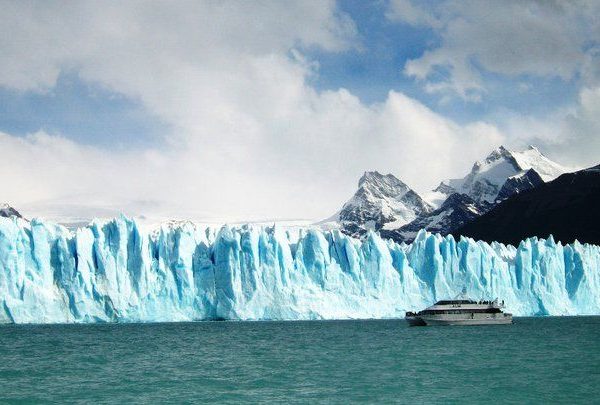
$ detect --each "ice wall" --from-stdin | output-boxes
[0,215,599,323]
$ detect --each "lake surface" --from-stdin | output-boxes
[1,317,599,403]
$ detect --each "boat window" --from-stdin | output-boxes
[420,308,502,315]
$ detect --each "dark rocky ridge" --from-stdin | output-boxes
[496,169,544,201]
[381,193,493,242]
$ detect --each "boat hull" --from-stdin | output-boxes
[405,316,427,326]
[422,316,513,326]
[406,313,513,326]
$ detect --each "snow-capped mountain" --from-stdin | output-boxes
[391,146,569,243]
[434,145,567,204]
[335,171,433,237]
[326,145,569,243]
[0,203,22,218]
[456,164,600,245]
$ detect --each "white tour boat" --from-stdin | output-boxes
[405,298,513,326]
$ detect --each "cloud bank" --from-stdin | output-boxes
[0,1,597,222]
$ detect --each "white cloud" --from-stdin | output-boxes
[492,85,600,170]
[0,1,356,91]
[386,0,441,28]
[388,0,600,171]
[390,0,600,100]
[0,1,509,222]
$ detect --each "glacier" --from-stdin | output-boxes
[0,215,599,324]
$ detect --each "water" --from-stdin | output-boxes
[1,317,599,404]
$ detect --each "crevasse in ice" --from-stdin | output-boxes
[0,215,599,323]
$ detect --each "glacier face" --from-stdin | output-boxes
[1,215,599,324]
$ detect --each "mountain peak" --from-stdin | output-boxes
[0,203,22,218]
[332,171,432,237]
[359,170,384,185]
[510,145,567,182]
[484,145,546,165]
[358,171,406,188]
[482,145,516,166]
[436,145,567,205]
[496,145,511,154]
[356,171,411,200]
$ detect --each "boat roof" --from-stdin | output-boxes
[434,299,477,305]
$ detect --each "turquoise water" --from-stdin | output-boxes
[1,317,599,404]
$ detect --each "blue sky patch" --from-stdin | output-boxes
[0,71,168,148]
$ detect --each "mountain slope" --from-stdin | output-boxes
[381,193,491,242]
[454,165,600,245]
[337,171,432,237]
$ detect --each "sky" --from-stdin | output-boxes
[0,0,599,223]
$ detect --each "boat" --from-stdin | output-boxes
[405,297,513,326]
